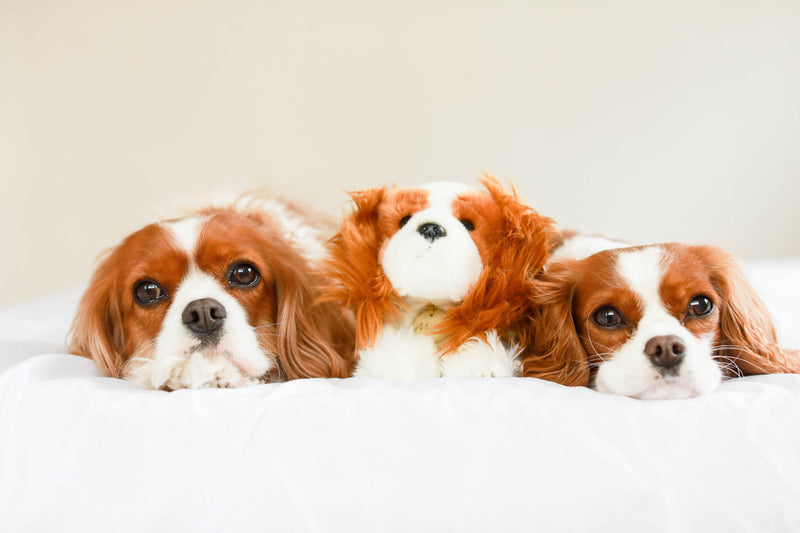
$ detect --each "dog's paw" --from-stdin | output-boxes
[129,353,261,390]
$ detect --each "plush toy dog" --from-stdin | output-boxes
[323,175,554,380]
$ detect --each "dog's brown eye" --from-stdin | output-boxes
[593,306,625,328]
[134,281,166,305]
[460,219,475,231]
[228,263,260,287]
[687,295,714,317]
[399,215,412,228]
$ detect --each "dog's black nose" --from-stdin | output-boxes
[182,298,226,336]
[417,222,446,242]
[644,335,686,369]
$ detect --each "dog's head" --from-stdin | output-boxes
[521,243,800,399]
[324,175,554,353]
[69,202,354,389]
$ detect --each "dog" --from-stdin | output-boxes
[69,194,355,389]
[521,236,800,399]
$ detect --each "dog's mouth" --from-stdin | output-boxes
[181,341,271,377]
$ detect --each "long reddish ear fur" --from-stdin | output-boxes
[68,250,126,377]
[320,187,404,349]
[437,175,556,353]
[519,260,592,386]
[695,245,800,376]
[270,250,356,379]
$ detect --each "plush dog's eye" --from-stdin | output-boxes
[593,306,625,328]
[399,215,412,228]
[687,295,714,317]
[228,263,260,287]
[460,219,475,231]
[134,281,166,305]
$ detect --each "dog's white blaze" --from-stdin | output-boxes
[593,247,721,399]
[617,247,670,323]
[163,217,205,258]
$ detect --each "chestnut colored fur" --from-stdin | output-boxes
[520,243,800,386]
[69,204,355,381]
[322,175,555,354]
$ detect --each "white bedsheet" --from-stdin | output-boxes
[1,259,800,532]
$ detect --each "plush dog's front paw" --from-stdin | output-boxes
[440,331,520,377]
[354,326,441,381]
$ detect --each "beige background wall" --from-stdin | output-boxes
[2,0,800,306]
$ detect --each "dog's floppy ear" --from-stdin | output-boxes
[68,250,127,377]
[270,248,356,379]
[693,245,800,376]
[437,175,556,353]
[320,187,404,350]
[520,259,592,387]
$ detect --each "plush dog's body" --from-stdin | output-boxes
[522,236,800,399]
[324,176,554,380]
[69,195,355,389]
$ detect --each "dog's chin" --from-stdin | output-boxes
[594,372,716,400]
[632,378,702,400]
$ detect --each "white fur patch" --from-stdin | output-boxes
[354,325,519,380]
[380,181,483,302]
[163,217,205,256]
[593,248,722,399]
[439,331,520,377]
[354,325,441,381]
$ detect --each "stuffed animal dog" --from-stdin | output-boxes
[323,175,554,380]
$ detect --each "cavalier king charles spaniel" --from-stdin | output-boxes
[322,175,554,380]
[521,236,800,399]
[69,195,355,390]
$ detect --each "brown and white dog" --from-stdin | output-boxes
[323,176,554,380]
[521,235,800,399]
[69,195,355,390]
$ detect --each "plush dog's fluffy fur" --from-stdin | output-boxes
[322,175,555,380]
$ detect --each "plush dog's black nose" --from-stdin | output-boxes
[182,298,226,336]
[417,222,446,242]
[644,335,686,369]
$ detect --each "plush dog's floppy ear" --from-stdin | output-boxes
[68,250,127,377]
[437,175,556,353]
[520,259,592,386]
[693,245,800,376]
[321,187,404,350]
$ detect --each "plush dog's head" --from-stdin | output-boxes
[69,199,355,389]
[323,175,555,353]
[521,243,800,399]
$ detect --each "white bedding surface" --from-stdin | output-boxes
[1,259,800,532]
